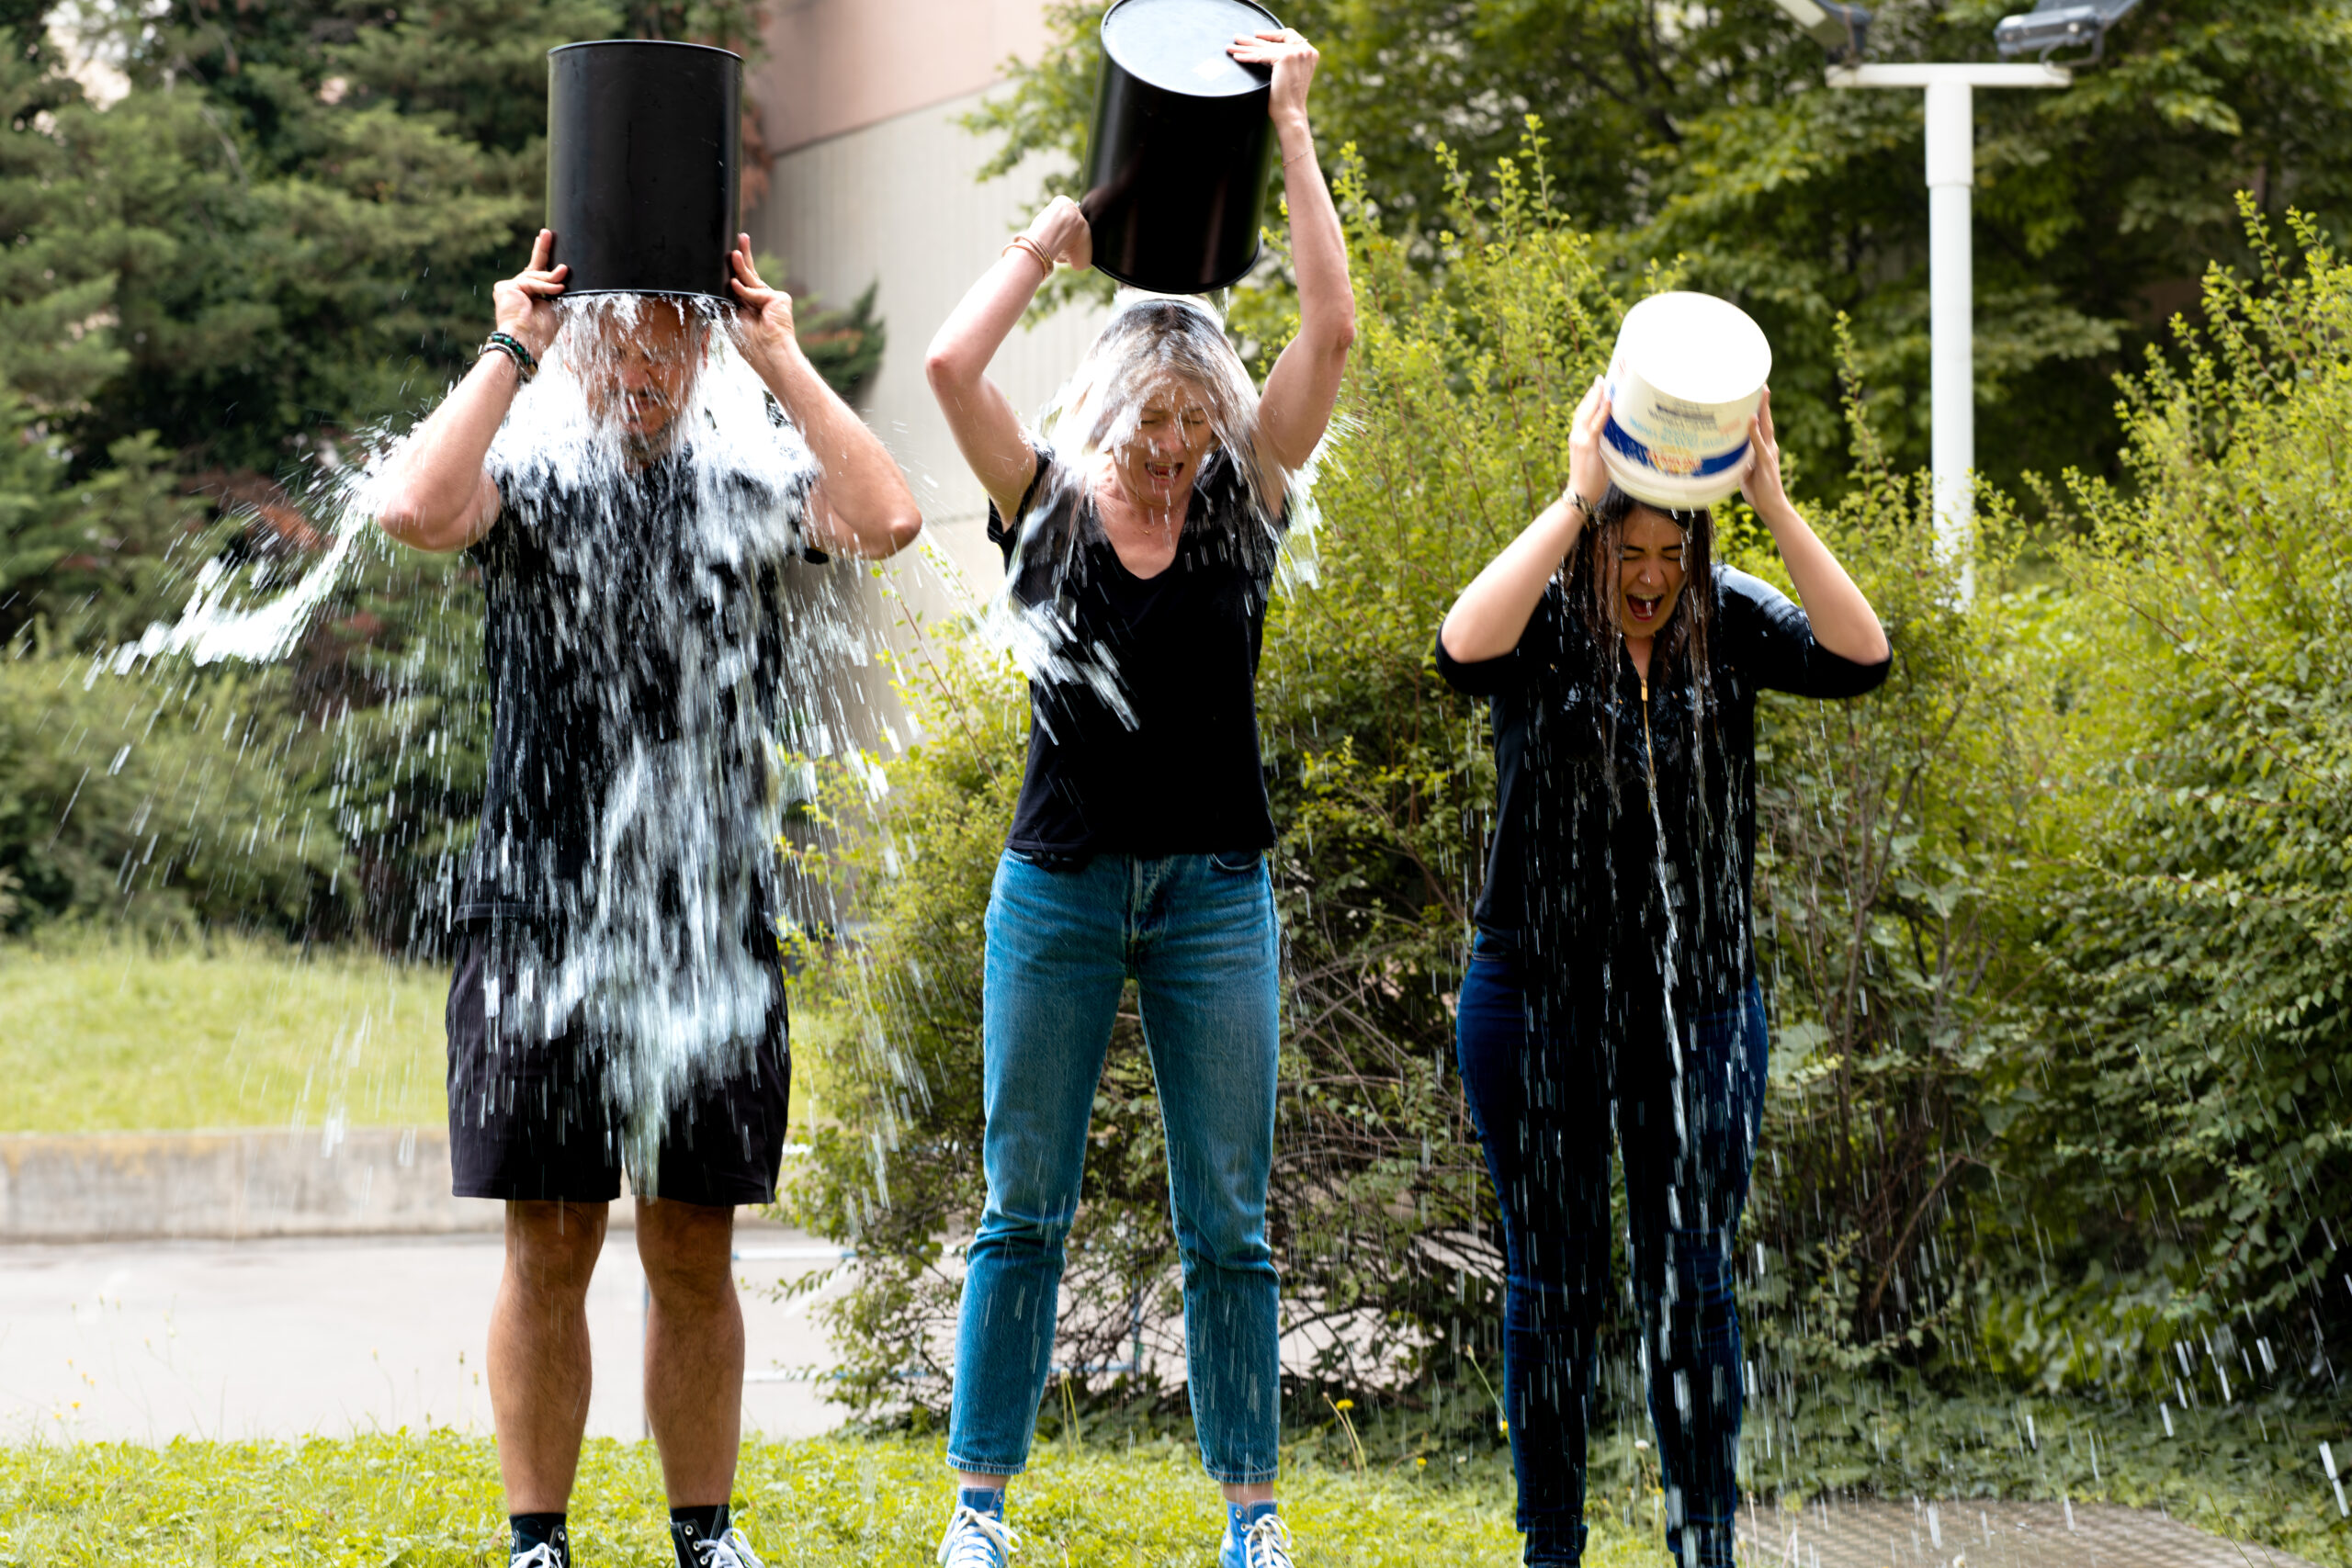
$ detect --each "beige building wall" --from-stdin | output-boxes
[750,0,1112,600]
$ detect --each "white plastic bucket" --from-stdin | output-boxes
[1600,291,1772,511]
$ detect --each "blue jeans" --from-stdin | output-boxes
[946,849,1283,1484]
[1455,931,1770,1568]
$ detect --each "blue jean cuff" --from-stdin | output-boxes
[1203,1463,1280,1485]
[943,1451,1028,1479]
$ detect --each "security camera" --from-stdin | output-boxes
[1994,0,2139,62]
[1768,0,1871,60]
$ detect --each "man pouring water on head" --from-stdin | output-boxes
[373,226,920,1568]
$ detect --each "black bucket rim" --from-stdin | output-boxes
[548,37,743,62]
[553,288,735,302]
[1091,243,1264,296]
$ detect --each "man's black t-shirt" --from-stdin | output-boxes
[989,444,1285,859]
[456,447,812,952]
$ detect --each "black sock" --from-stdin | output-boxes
[509,1513,569,1566]
[670,1504,731,1567]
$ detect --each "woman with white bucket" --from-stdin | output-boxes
[1436,292,1892,1568]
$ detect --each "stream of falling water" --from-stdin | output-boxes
[107,293,888,1189]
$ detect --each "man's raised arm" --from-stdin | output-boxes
[725,237,922,558]
[375,231,569,554]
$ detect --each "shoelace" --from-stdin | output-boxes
[689,1528,766,1568]
[935,1505,1019,1568]
[1233,1513,1295,1568]
[509,1546,565,1568]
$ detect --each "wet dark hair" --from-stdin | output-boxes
[1564,481,1715,687]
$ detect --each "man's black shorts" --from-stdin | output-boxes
[445,929,791,1206]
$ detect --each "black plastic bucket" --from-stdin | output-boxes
[546,39,742,299]
[1081,0,1281,295]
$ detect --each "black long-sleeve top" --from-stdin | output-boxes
[1436,564,1890,1021]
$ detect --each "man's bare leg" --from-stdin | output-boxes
[637,1197,743,1506]
[489,1200,610,1511]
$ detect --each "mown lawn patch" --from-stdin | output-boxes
[0,1432,1667,1566]
[0,934,446,1134]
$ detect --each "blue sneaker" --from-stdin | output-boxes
[936,1490,1017,1568]
[1219,1503,1294,1568]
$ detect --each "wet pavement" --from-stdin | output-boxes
[0,1225,850,1443]
[1738,1495,2322,1567]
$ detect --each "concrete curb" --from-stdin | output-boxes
[0,1127,506,1242]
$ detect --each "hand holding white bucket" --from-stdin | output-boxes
[1600,291,1772,511]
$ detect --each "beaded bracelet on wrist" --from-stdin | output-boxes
[479,331,538,381]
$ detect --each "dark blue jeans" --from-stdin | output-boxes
[1455,931,1770,1568]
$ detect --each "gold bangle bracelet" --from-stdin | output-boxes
[1001,235,1054,278]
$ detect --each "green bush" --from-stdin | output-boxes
[1733,339,2042,1377]
[1981,204,2352,1395]
[0,642,347,937]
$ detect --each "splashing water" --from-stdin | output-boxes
[982,289,1331,717]
[115,291,888,1190]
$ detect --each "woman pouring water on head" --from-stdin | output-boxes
[1436,310,1892,1567]
[921,21,1351,1568]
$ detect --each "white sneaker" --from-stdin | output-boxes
[510,1547,566,1568]
[684,1527,765,1568]
[936,1503,1018,1568]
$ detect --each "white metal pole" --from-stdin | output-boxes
[1827,62,2064,601]
[1924,77,1974,593]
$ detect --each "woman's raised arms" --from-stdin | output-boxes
[1738,388,1889,665]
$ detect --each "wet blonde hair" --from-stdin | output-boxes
[1044,291,1275,516]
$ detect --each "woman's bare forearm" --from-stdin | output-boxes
[1440,496,1583,664]
[924,245,1057,515]
[1757,499,1890,663]
[1257,113,1355,472]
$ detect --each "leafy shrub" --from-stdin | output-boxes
[0,641,347,937]
[1734,344,2044,1379]
[1984,205,2352,1397]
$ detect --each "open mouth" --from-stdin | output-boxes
[1625,592,1665,626]
[1143,458,1184,484]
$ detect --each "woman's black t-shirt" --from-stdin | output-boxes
[989,443,1283,859]
[1436,565,1890,1014]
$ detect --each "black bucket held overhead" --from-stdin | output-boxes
[546,39,742,299]
[1081,0,1281,295]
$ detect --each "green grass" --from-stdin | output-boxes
[0,933,447,1134]
[0,1433,1670,1567]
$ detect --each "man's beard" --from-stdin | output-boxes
[615,403,681,467]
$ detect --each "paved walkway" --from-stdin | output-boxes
[0,1227,847,1443]
[1739,1495,2322,1567]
